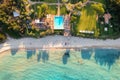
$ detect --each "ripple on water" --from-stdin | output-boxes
[0,48,120,80]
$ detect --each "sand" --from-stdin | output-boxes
[0,35,120,53]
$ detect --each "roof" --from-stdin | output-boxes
[103,13,111,24]
[35,19,45,24]
[35,19,40,23]
[13,11,20,17]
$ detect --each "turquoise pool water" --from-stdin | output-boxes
[0,48,120,80]
[54,16,64,29]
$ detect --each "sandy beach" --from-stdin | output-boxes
[0,35,120,53]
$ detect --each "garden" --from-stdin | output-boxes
[0,0,120,43]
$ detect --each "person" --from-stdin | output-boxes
[65,42,67,45]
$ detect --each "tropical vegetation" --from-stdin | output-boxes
[0,0,120,42]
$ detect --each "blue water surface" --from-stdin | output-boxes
[0,48,120,80]
[54,16,64,29]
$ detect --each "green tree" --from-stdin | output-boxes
[91,3,105,15]
[0,0,31,38]
[62,0,68,3]
[65,1,83,16]
[106,0,120,33]
[36,3,48,18]
[37,5,42,18]
[41,3,48,17]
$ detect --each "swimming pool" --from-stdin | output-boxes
[54,16,64,29]
[0,48,120,80]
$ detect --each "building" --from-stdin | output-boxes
[103,13,112,24]
[13,11,20,17]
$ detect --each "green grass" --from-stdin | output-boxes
[77,5,97,32]
[32,4,66,16]
[60,6,67,15]
[48,5,57,14]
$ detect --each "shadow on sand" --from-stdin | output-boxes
[62,49,70,64]
[26,49,36,59]
[37,51,41,62]
[94,48,120,69]
[81,48,93,60]
[37,50,49,62]
[11,49,18,56]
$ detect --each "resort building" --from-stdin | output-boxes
[103,12,112,24]
[33,14,71,36]
[30,0,71,36]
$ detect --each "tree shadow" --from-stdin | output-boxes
[41,50,49,63]
[62,49,70,64]
[11,49,18,56]
[81,48,93,60]
[94,48,120,70]
[26,49,36,59]
[37,50,41,62]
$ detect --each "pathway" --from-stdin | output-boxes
[28,0,63,5]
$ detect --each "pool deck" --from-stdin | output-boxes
[0,35,120,53]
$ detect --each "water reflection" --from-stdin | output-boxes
[41,50,49,63]
[36,50,49,62]
[2,48,120,80]
[24,48,120,68]
[11,49,18,56]
[62,49,70,64]
[37,51,41,62]
[94,48,120,69]
[81,49,92,60]
[26,49,36,59]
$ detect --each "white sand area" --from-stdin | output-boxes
[0,35,120,53]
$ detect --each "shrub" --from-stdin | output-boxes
[61,6,67,15]
[91,3,105,15]
[94,29,100,37]
[40,32,46,37]
[3,28,22,39]
[46,29,53,35]
[0,32,6,42]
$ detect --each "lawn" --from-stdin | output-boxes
[47,5,57,15]
[31,4,66,16]
[76,0,105,36]
[77,5,97,32]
